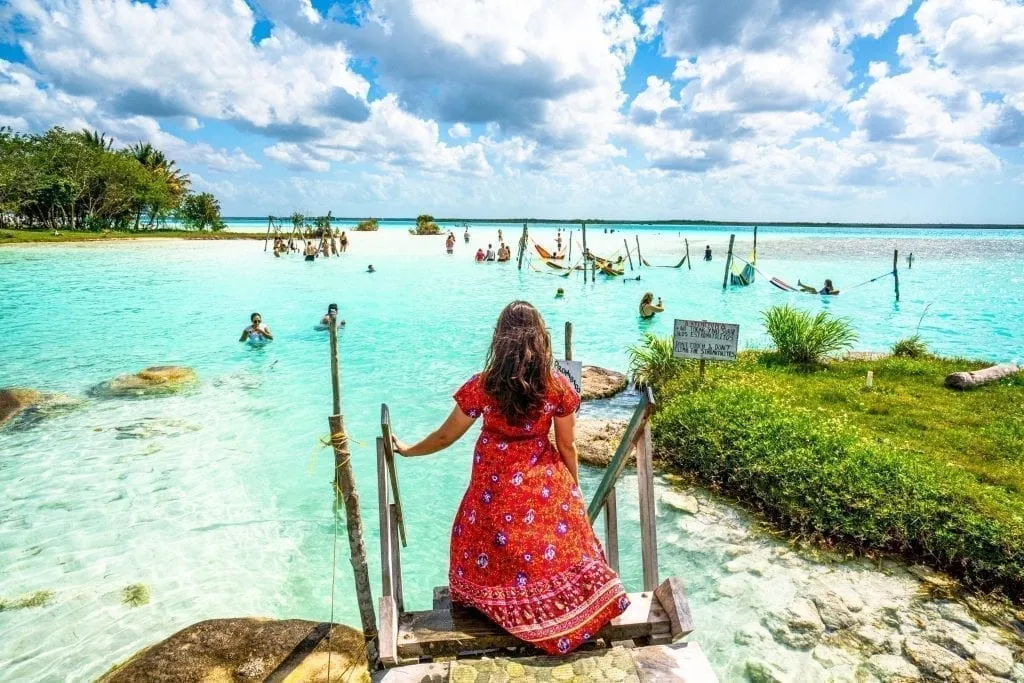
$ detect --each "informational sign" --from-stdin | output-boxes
[554,359,583,400]
[672,319,739,362]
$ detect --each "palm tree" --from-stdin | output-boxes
[127,142,191,227]
[80,129,114,151]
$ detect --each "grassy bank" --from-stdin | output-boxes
[651,352,1024,600]
[0,229,264,245]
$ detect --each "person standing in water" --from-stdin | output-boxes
[240,313,274,342]
[320,303,346,327]
[391,302,629,655]
[485,244,496,261]
[556,231,563,252]
[464,227,471,243]
[304,241,317,261]
[704,245,712,261]
[497,228,504,243]
[639,292,664,319]
[446,233,456,254]
[340,232,349,253]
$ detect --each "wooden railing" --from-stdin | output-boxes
[586,387,659,591]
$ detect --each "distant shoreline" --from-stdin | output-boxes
[0,230,266,246]
[231,217,1024,230]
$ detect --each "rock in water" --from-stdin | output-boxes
[580,366,628,400]
[90,366,198,398]
[973,639,1015,677]
[99,618,369,682]
[903,636,967,679]
[573,419,628,467]
[0,388,80,429]
[763,597,826,649]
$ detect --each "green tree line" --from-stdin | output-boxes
[0,126,224,231]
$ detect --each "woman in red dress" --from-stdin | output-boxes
[392,301,629,655]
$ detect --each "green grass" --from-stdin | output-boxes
[0,589,55,611]
[0,229,264,245]
[652,351,1024,599]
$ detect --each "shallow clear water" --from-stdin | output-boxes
[1,224,1022,680]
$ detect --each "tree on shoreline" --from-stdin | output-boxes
[0,126,216,232]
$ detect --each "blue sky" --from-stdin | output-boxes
[1,0,1023,222]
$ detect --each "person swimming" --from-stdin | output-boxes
[639,292,664,319]
[320,303,346,327]
[798,279,840,295]
[240,312,274,342]
[367,264,376,273]
[555,287,565,298]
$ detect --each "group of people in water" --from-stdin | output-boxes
[239,303,348,343]
[475,243,512,262]
[272,230,348,260]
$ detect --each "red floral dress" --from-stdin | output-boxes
[448,372,629,655]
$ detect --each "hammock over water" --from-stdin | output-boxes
[640,254,687,268]
[729,252,756,286]
[534,243,565,260]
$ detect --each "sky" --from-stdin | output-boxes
[1,0,1023,223]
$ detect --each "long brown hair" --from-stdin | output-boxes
[482,301,554,425]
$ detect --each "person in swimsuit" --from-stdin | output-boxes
[340,232,348,253]
[639,292,664,319]
[475,248,485,262]
[367,264,376,273]
[704,245,712,261]
[556,232,563,251]
[240,313,273,342]
[485,244,496,261]
[798,279,840,295]
[464,228,470,243]
[304,241,317,261]
[391,301,628,655]
[446,233,456,254]
[320,303,346,327]
[555,287,565,298]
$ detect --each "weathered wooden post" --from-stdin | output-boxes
[565,321,573,361]
[635,235,643,265]
[624,238,634,270]
[753,226,758,263]
[893,249,900,302]
[907,252,914,269]
[567,230,573,263]
[684,238,691,271]
[264,215,273,252]
[517,222,528,270]
[581,222,588,282]
[327,321,377,658]
[722,234,736,290]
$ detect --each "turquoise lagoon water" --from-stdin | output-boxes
[1,224,1023,680]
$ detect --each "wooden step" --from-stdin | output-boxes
[372,642,718,682]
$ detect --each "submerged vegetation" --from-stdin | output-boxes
[0,589,55,611]
[121,583,151,608]
[762,304,858,365]
[649,349,1024,599]
[0,126,222,231]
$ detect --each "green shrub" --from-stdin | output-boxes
[652,380,1024,598]
[355,218,379,231]
[409,214,441,235]
[892,335,928,358]
[763,304,857,365]
[627,333,684,392]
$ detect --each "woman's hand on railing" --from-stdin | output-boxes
[391,434,410,456]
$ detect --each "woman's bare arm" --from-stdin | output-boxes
[393,406,475,457]
[553,412,579,484]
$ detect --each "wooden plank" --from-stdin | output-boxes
[636,421,659,592]
[372,661,449,682]
[389,504,404,612]
[653,577,695,642]
[587,390,652,521]
[432,585,451,611]
[380,404,407,547]
[632,643,718,683]
[378,595,399,667]
[377,437,393,600]
[396,590,670,659]
[604,486,619,574]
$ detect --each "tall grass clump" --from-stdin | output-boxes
[627,333,683,392]
[763,304,857,365]
[892,335,929,358]
[355,218,379,231]
[652,379,1024,598]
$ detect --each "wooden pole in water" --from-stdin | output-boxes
[753,226,758,263]
[635,235,643,265]
[264,216,273,252]
[517,222,528,270]
[624,238,634,270]
[327,322,377,656]
[567,230,573,263]
[722,234,736,290]
[581,222,588,283]
[893,249,900,302]
[685,238,692,270]
[565,321,573,361]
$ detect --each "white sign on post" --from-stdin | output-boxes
[672,319,740,361]
[554,359,583,404]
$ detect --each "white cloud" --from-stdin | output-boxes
[448,122,471,139]
[868,61,890,80]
